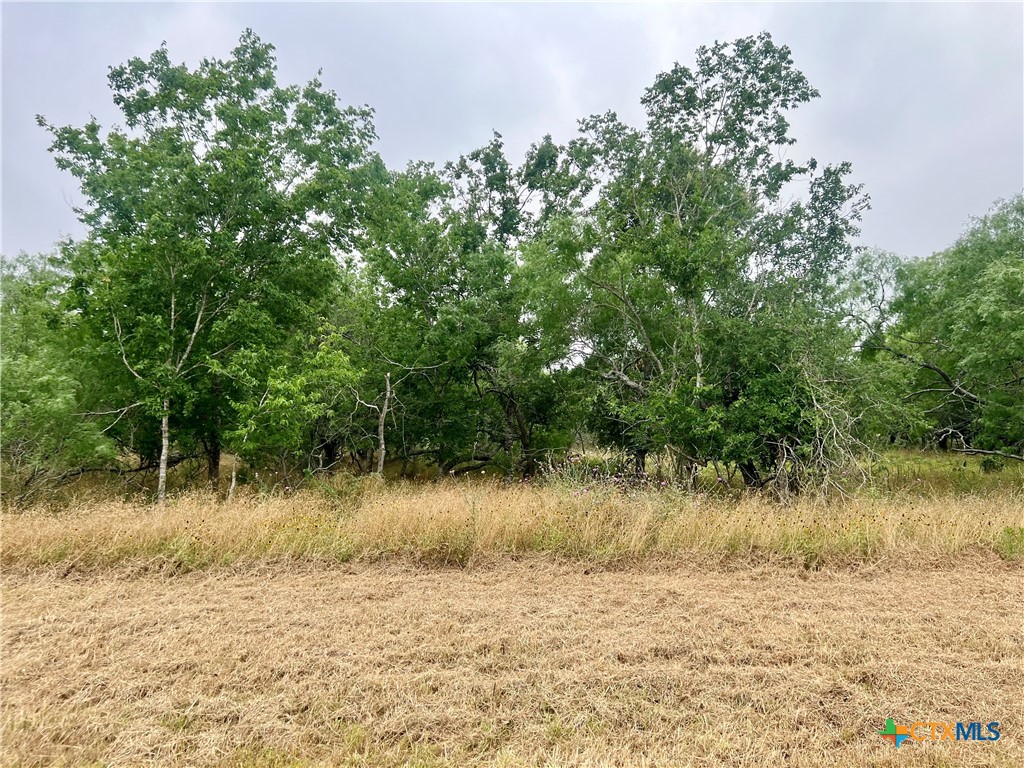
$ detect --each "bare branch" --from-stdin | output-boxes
[112,314,154,387]
[600,370,648,395]
[175,289,208,373]
[950,447,1024,463]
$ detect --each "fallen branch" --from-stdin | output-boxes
[950,447,1024,463]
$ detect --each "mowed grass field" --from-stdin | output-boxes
[3,456,1024,766]
[4,562,1023,767]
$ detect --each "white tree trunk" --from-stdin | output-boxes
[690,303,704,392]
[157,398,170,504]
[376,373,391,474]
[227,454,238,502]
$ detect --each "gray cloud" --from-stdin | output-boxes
[3,2,1021,258]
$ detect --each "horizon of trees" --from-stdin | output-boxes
[2,29,1022,502]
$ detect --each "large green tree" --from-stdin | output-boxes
[523,32,869,490]
[39,30,377,500]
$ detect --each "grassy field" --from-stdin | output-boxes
[3,477,1024,573]
[4,562,1023,767]
[2,453,1023,766]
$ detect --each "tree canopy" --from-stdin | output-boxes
[4,29,1020,501]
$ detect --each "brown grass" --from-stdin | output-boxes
[3,560,1023,767]
[3,479,1023,765]
[3,481,1024,573]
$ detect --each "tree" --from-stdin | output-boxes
[225,324,358,489]
[523,32,869,490]
[39,30,377,501]
[0,253,116,500]
[328,145,579,478]
[865,195,1024,462]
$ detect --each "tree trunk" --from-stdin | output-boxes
[208,376,222,491]
[227,455,238,503]
[323,438,338,469]
[505,392,535,477]
[157,398,170,504]
[376,373,391,474]
[690,303,704,392]
[739,460,761,488]
[673,450,698,489]
[206,433,221,492]
[634,449,648,477]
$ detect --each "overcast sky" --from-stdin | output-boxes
[2,1,1022,258]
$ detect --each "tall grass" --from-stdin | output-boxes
[4,475,1023,572]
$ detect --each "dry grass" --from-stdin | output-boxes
[2,481,1024,573]
[3,478,1023,765]
[3,561,1022,767]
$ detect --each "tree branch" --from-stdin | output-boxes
[950,447,1024,463]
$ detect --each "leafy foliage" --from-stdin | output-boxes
[36,30,376,496]
[7,29,1018,500]
[863,196,1024,461]
[522,33,869,491]
[1,254,117,499]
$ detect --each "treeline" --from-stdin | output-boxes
[2,31,1022,501]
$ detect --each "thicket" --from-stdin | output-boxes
[3,31,1022,503]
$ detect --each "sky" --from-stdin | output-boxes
[2,1,1022,259]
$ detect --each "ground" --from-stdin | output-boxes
[3,558,1022,767]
